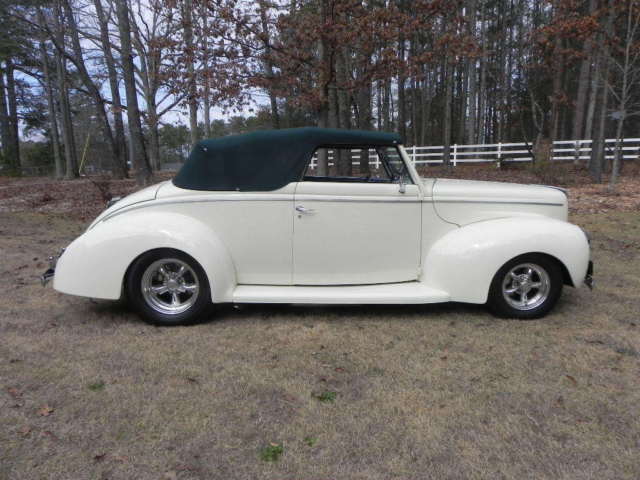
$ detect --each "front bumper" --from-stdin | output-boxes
[40,249,64,286]
[584,260,594,289]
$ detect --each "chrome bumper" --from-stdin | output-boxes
[584,260,594,290]
[40,249,64,286]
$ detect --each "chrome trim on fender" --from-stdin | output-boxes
[434,199,565,207]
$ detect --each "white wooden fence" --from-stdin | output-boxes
[309,137,640,169]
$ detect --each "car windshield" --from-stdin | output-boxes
[378,147,411,183]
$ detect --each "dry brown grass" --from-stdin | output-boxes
[1,211,639,480]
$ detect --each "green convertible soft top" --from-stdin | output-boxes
[172,127,402,192]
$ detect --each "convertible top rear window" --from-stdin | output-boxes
[172,127,402,192]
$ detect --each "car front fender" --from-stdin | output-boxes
[421,216,590,304]
[53,210,237,302]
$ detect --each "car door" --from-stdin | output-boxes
[292,147,422,285]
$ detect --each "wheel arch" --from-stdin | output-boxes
[525,252,574,287]
[421,216,589,303]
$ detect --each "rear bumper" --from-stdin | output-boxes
[40,249,65,286]
[40,268,55,286]
[584,260,594,289]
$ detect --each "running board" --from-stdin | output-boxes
[232,282,450,304]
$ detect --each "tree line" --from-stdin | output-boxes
[1,0,639,188]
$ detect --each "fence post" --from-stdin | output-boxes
[453,144,457,166]
[497,142,502,168]
[412,145,416,166]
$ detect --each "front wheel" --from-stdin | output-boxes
[126,249,212,326]
[487,254,563,319]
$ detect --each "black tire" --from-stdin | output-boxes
[126,249,212,326]
[487,253,563,320]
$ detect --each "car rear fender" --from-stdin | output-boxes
[53,210,236,302]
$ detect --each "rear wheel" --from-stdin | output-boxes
[487,254,563,319]
[126,249,211,326]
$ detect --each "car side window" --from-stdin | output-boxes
[302,146,411,184]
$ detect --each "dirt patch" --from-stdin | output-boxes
[0,173,173,222]
[1,211,639,479]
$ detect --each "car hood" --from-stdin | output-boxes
[431,178,568,225]
[88,181,167,229]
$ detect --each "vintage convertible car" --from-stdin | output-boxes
[42,128,593,325]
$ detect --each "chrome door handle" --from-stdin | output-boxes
[295,205,315,215]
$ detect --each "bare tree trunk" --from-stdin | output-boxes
[336,49,351,176]
[397,47,407,141]
[316,108,329,176]
[201,3,212,137]
[128,5,163,171]
[411,70,419,145]
[477,1,487,143]
[93,0,128,177]
[356,52,372,175]
[0,70,11,166]
[382,79,391,131]
[315,0,331,177]
[466,0,478,144]
[60,0,120,177]
[607,0,639,190]
[54,49,78,179]
[115,0,152,185]
[376,79,383,130]
[39,41,64,179]
[203,80,211,138]
[550,33,564,144]
[442,54,454,167]
[609,115,625,190]
[4,60,20,174]
[585,53,599,149]
[572,0,597,146]
[5,63,20,168]
[420,70,433,145]
[590,49,609,183]
[183,0,199,145]
[147,106,161,171]
[589,0,615,182]
[259,1,280,129]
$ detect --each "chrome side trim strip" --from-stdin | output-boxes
[100,195,430,224]
[294,196,422,203]
[434,199,564,207]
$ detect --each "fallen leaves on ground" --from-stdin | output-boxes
[7,387,22,398]
[37,405,54,417]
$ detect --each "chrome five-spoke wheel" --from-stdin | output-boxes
[141,258,200,315]
[127,249,211,326]
[487,254,563,319]
[501,263,550,311]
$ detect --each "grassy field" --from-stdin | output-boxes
[1,209,639,480]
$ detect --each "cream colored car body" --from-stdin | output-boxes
[53,147,590,306]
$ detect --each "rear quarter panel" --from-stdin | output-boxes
[54,210,236,302]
